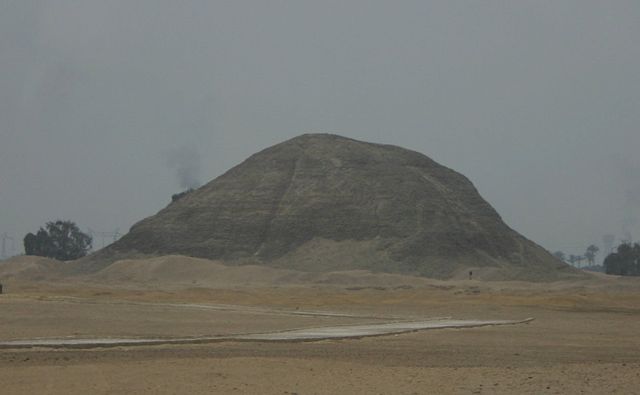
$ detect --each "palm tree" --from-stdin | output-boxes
[585,244,600,266]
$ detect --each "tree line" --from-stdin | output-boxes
[554,242,639,276]
[553,244,600,268]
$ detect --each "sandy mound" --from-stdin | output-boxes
[7,254,632,294]
[0,256,64,281]
[92,255,295,286]
[86,255,435,289]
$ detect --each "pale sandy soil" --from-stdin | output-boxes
[1,255,639,394]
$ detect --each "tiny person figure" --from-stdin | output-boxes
[0,282,3,294]
[468,271,473,280]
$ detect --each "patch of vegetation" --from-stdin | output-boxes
[603,243,640,276]
[23,220,92,261]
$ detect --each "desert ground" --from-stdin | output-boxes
[1,255,639,394]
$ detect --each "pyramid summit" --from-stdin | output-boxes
[96,133,576,280]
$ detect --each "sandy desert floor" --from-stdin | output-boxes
[1,257,640,394]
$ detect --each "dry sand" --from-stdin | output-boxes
[1,255,639,394]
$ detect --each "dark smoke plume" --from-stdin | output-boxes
[166,146,202,190]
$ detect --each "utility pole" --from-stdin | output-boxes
[87,228,122,250]
[1,233,15,259]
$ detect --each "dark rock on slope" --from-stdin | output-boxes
[92,134,578,280]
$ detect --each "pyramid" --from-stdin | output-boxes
[95,134,576,280]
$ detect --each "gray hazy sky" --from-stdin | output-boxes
[1,1,639,257]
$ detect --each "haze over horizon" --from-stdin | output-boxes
[2,1,639,259]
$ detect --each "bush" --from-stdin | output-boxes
[603,243,640,276]
[171,188,195,202]
[23,220,92,261]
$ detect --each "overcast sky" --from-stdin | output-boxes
[1,1,639,258]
